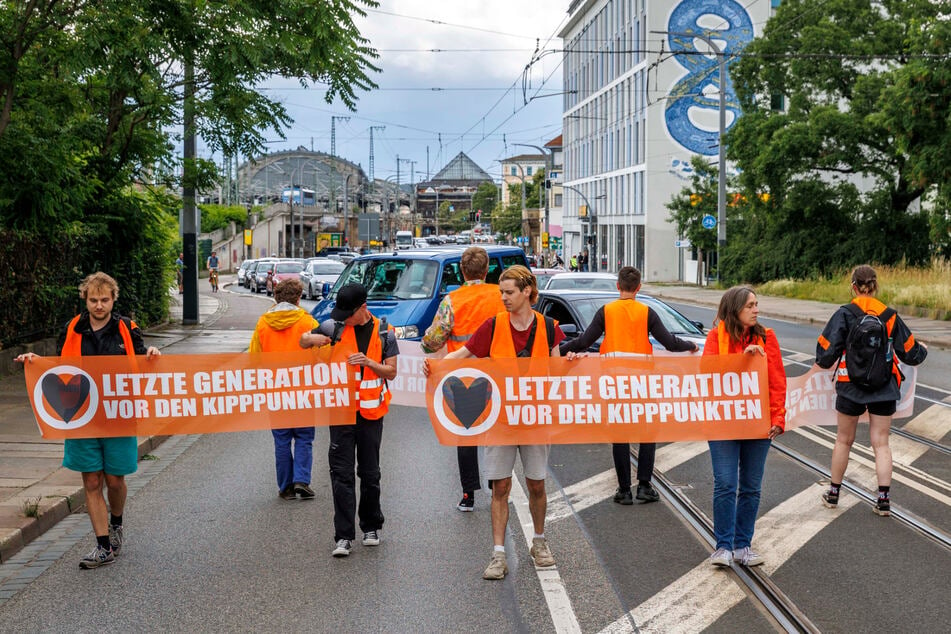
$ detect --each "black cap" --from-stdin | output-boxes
[330,283,368,321]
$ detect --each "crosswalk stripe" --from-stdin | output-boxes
[598,484,859,633]
[900,404,951,442]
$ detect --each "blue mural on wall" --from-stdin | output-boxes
[665,0,755,155]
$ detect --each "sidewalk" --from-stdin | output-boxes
[0,289,231,562]
[0,283,948,563]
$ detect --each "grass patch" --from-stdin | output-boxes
[757,260,951,315]
[141,454,159,461]
[21,496,41,518]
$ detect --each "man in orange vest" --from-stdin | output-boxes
[561,266,699,505]
[16,272,160,569]
[300,282,398,558]
[422,246,505,512]
[431,265,565,580]
[249,278,320,501]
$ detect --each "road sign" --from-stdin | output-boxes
[675,239,692,248]
[358,213,381,242]
[701,214,717,230]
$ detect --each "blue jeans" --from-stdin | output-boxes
[272,427,315,492]
[708,439,771,550]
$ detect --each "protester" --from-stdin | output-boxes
[15,272,160,569]
[561,266,698,505]
[703,286,785,568]
[300,283,399,558]
[421,247,505,512]
[815,265,927,515]
[248,278,320,501]
[426,265,564,580]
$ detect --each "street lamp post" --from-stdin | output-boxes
[561,183,601,272]
[514,143,551,262]
[342,173,354,246]
[655,29,727,274]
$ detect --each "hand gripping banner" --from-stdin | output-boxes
[425,354,772,446]
[24,348,359,439]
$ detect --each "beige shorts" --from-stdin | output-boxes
[483,445,550,481]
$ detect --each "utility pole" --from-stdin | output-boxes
[181,45,198,324]
[330,116,351,225]
[369,125,385,182]
[398,157,416,234]
[514,143,551,263]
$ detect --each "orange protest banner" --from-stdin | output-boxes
[426,354,771,445]
[24,348,359,439]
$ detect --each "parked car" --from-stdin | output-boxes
[544,272,618,291]
[299,258,346,300]
[244,260,261,289]
[534,289,706,353]
[311,245,530,340]
[250,258,278,293]
[265,260,305,296]
[236,259,254,285]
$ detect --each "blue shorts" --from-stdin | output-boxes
[63,437,138,476]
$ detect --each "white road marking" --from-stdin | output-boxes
[510,477,582,634]
[901,404,951,442]
[654,442,710,473]
[599,484,859,633]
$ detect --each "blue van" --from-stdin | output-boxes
[310,245,529,339]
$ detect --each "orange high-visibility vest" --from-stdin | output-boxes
[252,316,318,353]
[61,315,135,358]
[717,322,770,353]
[489,311,552,358]
[601,299,652,356]
[338,315,393,420]
[447,283,505,352]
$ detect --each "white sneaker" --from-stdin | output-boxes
[709,548,733,567]
[733,547,764,567]
[332,539,352,557]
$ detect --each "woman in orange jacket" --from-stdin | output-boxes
[702,286,785,568]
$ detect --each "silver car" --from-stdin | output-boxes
[299,258,346,300]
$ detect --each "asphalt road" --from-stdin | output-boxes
[0,289,947,633]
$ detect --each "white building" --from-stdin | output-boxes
[559,0,777,280]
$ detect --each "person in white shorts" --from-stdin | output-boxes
[428,265,565,580]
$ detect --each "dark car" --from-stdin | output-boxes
[265,260,305,296]
[243,260,260,289]
[300,258,346,300]
[311,245,529,340]
[250,258,279,293]
[534,289,706,353]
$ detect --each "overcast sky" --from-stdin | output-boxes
[250,1,569,184]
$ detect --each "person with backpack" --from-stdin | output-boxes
[815,265,928,516]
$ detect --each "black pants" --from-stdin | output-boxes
[329,414,384,541]
[612,443,656,489]
[457,446,481,493]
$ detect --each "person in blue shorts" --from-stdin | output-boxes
[16,272,160,569]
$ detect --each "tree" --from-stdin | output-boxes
[665,156,722,284]
[471,182,498,223]
[724,0,938,281]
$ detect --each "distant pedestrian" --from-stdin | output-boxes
[703,286,785,568]
[426,265,565,580]
[560,266,698,506]
[815,265,927,515]
[300,283,399,558]
[569,254,578,272]
[421,247,505,512]
[579,250,588,272]
[15,272,161,569]
[175,252,184,294]
[249,278,320,501]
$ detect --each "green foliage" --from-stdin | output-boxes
[471,182,498,219]
[665,156,721,273]
[199,203,252,234]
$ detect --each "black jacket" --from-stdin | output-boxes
[815,300,927,403]
[56,313,148,357]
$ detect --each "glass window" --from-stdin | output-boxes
[276,262,303,274]
[510,166,517,176]
[527,166,533,176]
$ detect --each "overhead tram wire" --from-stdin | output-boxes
[366,8,540,41]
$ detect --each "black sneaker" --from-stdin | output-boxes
[874,497,890,516]
[362,530,380,546]
[279,486,297,500]
[636,483,660,503]
[457,491,475,512]
[822,491,839,508]
[294,483,316,500]
[332,539,352,557]
[613,487,634,505]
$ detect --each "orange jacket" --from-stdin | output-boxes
[446,283,505,352]
[705,322,786,431]
[248,306,319,353]
[61,315,136,358]
[489,311,552,358]
[601,299,652,356]
[338,315,393,420]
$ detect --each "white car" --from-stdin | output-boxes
[544,272,617,291]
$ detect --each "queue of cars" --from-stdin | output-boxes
[235,256,344,298]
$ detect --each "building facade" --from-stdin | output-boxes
[559,0,775,280]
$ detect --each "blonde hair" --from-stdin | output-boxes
[79,272,119,300]
[499,265,538,304]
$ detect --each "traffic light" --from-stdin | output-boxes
[542,232,549,249]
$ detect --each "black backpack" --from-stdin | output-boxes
[843,303,896,390]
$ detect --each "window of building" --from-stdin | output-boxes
[510,166,516,176]
[527,166,533,176]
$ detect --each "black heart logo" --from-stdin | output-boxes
[41,374,90,423]
[443,377,492,429]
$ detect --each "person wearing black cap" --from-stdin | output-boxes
[301,282,399,558]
